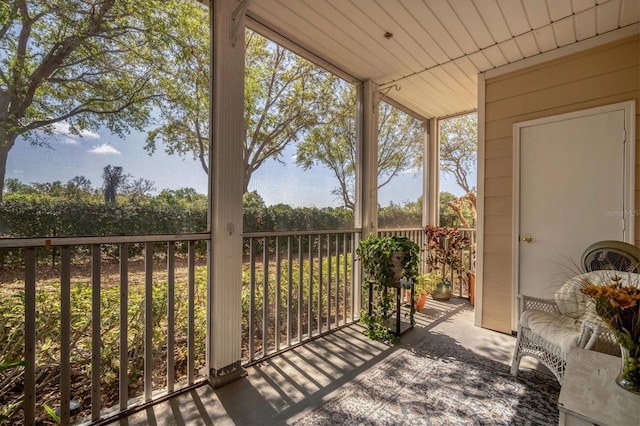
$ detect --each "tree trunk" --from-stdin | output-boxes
[0,134,18,204]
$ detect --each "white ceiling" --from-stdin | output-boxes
[245,0,640,120]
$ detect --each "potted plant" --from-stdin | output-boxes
[424,225,471,302]
[356,235,420,341]
[410,273,440,309]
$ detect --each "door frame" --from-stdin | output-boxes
[511,100,636,331]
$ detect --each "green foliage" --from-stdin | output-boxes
[241,250,354,354]
[241,31,341,194]
[414,273,441,295]
[0,267,208,422]
[143,0,211,174]
[357,236,420,286]
[0,196,208,265]
[0,358,27,423]
[356,236,420,342]
[43,404,60,424]
[439,192,461,227]
[378,199,422,228]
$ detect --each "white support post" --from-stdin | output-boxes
[207,0,247,388]
[475,73,486,328]
[356,80,379,238]
[421,120,429,228]
[427,118,439,226]
[354,80,378,317]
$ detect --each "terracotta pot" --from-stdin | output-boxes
[405,292,428,309]
[415,293,428,310]
[467,272,476,306]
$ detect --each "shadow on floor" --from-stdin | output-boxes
[107,298,548,426]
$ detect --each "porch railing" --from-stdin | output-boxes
[0,234,209,425]
[241,229,360,364]
[0,226,474,424]
[0,229,361,424]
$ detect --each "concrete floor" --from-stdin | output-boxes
[105,298,544,426]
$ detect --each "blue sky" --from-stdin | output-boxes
[6,123,469,207]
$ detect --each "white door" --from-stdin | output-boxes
[514,102,635,329]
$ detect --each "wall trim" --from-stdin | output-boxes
[485,23,640,80]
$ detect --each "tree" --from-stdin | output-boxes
[122,177,155,200]
[243,190,266,232]
[4,178,36,195]
[439,113,477,225]
[146,28,337,193]
[445,191,476,227]
[0,0,196,202]
[296,84,424,210]
[295,78,356,208]
[144,1,210,173]
[439,113,477,195]
[102,165,125,204]
[439,192,461,227]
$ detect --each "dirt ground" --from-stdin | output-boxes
[0,256,208,292]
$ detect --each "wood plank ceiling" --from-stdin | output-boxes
[245,0,640,120]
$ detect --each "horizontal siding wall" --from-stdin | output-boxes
[482,34,640,333]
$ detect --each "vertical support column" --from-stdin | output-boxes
[208,0,247,387]
[427,118,439,226]
[475,72,486,328]
[421,119,430,228]
[355,80,379,238]
[354,79,378,317]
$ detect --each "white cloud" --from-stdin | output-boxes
[89,144,121,155]
[61,137,80,145]
[52,122,99,139]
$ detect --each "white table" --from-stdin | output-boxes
[558,348,640,426]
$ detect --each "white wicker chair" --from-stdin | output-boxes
[510,241,640,384]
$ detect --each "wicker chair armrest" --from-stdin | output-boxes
[580,320,620,355]
[517,294,561,315]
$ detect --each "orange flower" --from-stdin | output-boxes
[581,280,640,348]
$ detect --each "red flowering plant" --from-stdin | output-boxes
[582,276,640,392]
[424,225,471,282]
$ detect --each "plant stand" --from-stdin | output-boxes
[367,281,414,336]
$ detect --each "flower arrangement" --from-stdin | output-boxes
[581,276,640,394]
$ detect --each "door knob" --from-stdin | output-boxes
[522,235,532,243]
